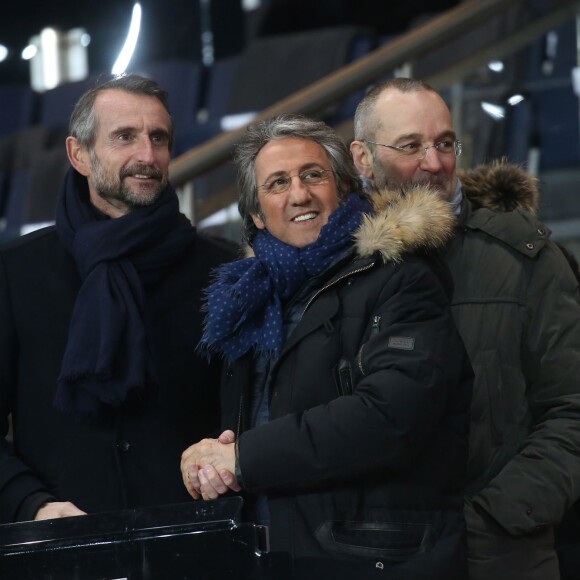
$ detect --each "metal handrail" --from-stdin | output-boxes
[426,1,580,90]
[169,0,521,187]
[169,0,580,225]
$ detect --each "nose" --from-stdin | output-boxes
[287,175,312,204]
[135,137,156,164]
[418,145,444,172]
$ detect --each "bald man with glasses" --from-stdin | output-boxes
[350,77,580,580]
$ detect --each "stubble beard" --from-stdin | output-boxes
[371,157,454,201]
[90,151,168,211]
[371,159,399,192]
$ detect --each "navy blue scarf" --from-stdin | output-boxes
[54,168,197,417]
[199,194,371,361]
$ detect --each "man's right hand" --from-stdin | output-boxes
[34,501,87,520]
[181,430,240,500]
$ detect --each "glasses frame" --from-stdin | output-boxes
[365,139,462,160]
[257,168,334,195]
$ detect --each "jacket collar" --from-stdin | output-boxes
[458,160,539,214]
[357,185,455,263]
[457,162,550,257]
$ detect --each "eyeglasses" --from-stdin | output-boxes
[365,139,462,160]
[258,168,333,195]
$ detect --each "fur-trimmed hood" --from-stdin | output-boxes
[458,160,539,214]
[356,185,455,262]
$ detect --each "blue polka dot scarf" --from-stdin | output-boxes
[199,194,372,361]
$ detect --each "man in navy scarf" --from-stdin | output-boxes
[0,74,236,523]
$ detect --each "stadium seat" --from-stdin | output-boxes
[0,83,36,138]
[135,59,205,156]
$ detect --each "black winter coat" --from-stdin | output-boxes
[220,189,473,579]
[0,225,236,523]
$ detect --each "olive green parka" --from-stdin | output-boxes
[448,162,580,538]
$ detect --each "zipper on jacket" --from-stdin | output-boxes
[236,393,244,439]
[226,363,245,439]
[300,262,375,321]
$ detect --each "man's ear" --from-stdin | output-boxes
[250,212,266,231]
[350,140,374,179]
[66,136,90,177]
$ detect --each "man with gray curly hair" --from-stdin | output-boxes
[181,113,473,579]
[234,113,365,244]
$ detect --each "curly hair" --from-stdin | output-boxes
[235,113,364,243]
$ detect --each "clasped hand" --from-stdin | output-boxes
[180,430,241,500]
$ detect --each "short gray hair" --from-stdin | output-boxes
[69,73,174,150]
[235,114,364,244]
[354,78,436,146]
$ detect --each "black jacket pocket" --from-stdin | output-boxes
[315,520,435,561]
[334,358,354,396]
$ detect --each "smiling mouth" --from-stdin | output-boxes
[121,165,163,181]
[292,212,317,222]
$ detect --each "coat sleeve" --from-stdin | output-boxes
[473,242,580,535]
[0,251,54,523]
[237,259,470,493]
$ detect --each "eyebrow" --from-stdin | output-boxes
[149,127,171,138]
[392,130,457,145]
[109,125,137,137]
[109,126,171,138]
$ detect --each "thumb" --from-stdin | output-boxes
[217,429,236,444]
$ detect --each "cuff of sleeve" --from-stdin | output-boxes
[15,492,56,522]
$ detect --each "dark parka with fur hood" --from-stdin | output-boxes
[220,188,473,579]
[449,163,580,561]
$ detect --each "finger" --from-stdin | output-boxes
[188,465,202,491]
[185,465,201,500]
[217,430,236,444]
[198,467,220,500]
[202,465,230,495]
[184,477,200,500]
[189,467,202,497]
[220,469,242,492]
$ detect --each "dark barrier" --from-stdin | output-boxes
[0,496,289,579]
